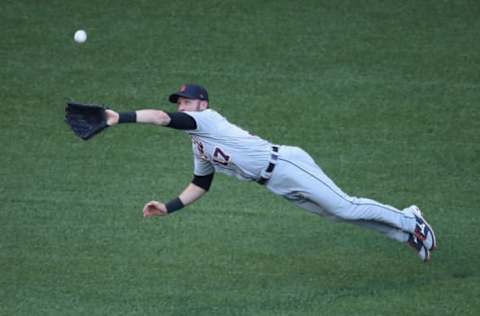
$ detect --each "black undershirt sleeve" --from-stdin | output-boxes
[192,173,214,191]
[166,112,197,130]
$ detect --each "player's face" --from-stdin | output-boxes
[177,97,208,112]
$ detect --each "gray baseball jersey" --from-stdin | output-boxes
[183,109,274,181]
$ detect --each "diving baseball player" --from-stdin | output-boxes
[105,84,437,262]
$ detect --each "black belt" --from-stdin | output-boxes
[257,146,279,185]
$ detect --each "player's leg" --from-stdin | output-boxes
[291,198,409,242]
[267,146,416,232]
[267,146,436,251]
[284,194,431,261]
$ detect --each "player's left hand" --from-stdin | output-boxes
[143,201,168,217]
[105,109,119,126]
[65,102,109,140]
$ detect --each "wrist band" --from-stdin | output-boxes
[118,112,137,123]
[165,197,185,213]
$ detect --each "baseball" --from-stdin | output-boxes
[74,30,87,43]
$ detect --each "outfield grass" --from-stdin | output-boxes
[1,1,479,315]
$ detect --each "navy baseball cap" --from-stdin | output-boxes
[169,84,209,103]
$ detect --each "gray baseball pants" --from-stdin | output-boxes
[266,146,417,243]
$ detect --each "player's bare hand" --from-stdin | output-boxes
[105,109,119,126]
[143,201,168,217]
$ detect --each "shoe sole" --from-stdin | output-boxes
[420,245,431,262]
[408,234,431,262]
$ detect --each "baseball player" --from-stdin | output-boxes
[105,84,437,262]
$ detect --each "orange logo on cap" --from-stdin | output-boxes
[180,85,187,92]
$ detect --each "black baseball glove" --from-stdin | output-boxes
[65,102,109,140]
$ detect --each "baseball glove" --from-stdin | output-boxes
[65,102,109,140]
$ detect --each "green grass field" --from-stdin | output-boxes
[2,0,479,315]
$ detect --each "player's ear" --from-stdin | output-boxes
[200,100,209,110]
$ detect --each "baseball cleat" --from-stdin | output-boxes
[404,205,437,251]
[407,234,431,262]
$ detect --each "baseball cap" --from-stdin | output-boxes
[168,84,209,103]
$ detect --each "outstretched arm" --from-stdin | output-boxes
[106,109,197,129]
[106,109,171,126]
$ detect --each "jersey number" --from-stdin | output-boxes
[213,148,230,166]
[194,138,231,166]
